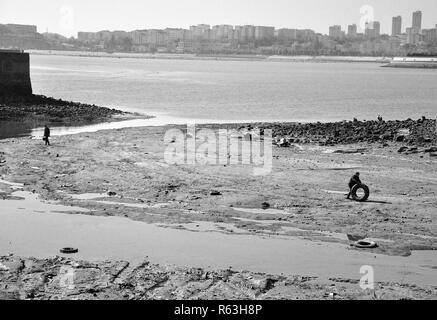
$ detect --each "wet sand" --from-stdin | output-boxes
[0,124,436,300]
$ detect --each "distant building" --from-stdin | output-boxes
[412,11,422,32]
[129,30,149,45]
[255,26,275,41]
[235,25,255,42]
[329,25,341,39]
[297,29,316,41]
[112,30,128,41]
[4,24,37,36]
[365,21,380,39]
[146,29,169,48]
[97,30,112,42]
[211,25,233,41]
[165,28,185,43]
[392,16,402,36]
[190,24,210,41]
[347,24,357,38]
[422,29,437,43]
[329,25,342,39]
[406,27,420,45]
[277,28,297,42]
[77,32,99,43]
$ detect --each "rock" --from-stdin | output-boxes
[261,202,270,210]
[397,147,408,153]
[210,191,222,196]
[395,135,405,142]
[107,191,117,197]
[430,153,437,158]
[346,234,367,242]
[424,147,437,153]
[333,148,367,154]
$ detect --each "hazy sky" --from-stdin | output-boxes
[1,0,436,37]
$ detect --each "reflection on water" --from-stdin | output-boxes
[0,121,35,139]
[0,185,436,286]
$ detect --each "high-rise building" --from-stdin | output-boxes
[412,11,422,32]
[347,24,357,38]
[406,27,420,44]
[329,25,342,39]
[365,21,380,39]
[392,16,402,36]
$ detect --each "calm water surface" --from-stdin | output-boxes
[30,54,437,123]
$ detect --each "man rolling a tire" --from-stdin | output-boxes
[347,172,361,200]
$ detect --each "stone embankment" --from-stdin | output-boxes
[0,94,126,123]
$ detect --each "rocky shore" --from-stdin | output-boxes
[256,118,436,146]
[1,255,435,300]
[0,94,128,124]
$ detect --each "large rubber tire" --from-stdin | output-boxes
[60,247,79,254]
[353,240,378,249]
[351,184,370,202]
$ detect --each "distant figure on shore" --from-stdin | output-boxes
[377,115,383,122]
[43,125,51,146]
[346,172,361,199]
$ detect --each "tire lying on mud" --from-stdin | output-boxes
[353,240,378,249]
[351,184,370,202]
[60,248,79,254]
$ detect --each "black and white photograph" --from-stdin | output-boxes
[0,0,436,309]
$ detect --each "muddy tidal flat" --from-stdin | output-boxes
[0,123,436,300]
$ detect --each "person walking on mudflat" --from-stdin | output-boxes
[346,172,361,199]
[43,125,51,146]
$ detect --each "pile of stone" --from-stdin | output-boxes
[263,117,436,146]
[0,94,125,123]
[398,146,437,157]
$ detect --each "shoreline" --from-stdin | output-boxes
[27,117,437,147]
[27,49,392,64]
[0,94,153,139]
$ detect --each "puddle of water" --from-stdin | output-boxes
[233,207,293,215]
[0,191,89,215]
[322,190,347,195]
[0,179,24,190]
[67,193,167,209]
[90,200,164,209]
[163,221,248,235]
[69,193,107,200]
[0,190,436,286]
[235,218,395,243]
[235,217,282,225]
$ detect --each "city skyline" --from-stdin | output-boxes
[1,0,437,37]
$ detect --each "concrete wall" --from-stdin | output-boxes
[0,50,33,96]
